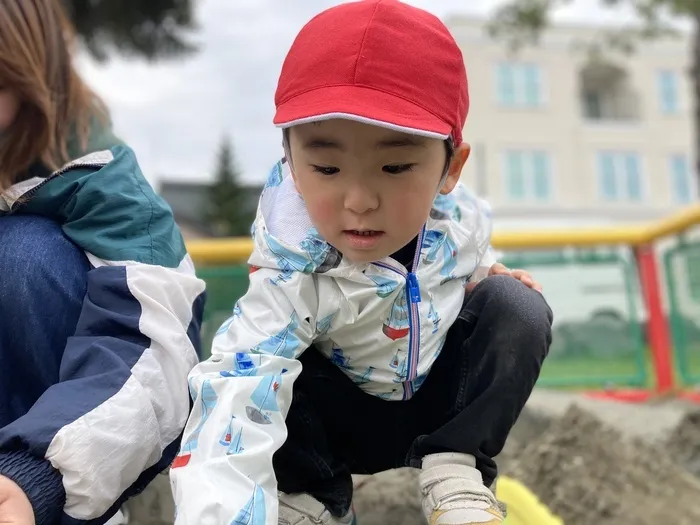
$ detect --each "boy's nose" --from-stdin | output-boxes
[344,185,379,214]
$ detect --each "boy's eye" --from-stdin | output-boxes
[383,164,415,174]
[311,165,339,176]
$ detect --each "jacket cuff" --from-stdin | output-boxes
[0,450,65,525]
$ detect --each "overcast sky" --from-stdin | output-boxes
[77,0,636,188]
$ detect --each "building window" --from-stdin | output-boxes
[583,91,603,119]
[670,154,694,203]
[579,62,640,122]
[658,70,679,114]
[598,152,643,202]
[503,150,552,201]
[496,63,542,108]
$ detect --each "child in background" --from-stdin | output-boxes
[171,1,552,524]
[0,1,205,524]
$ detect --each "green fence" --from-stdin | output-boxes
[196,249,649,389]
[499,249,648,388]
[198,265,250,359]
[664,241,700,385]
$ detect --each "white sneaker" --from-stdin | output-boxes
[419,453,504,525]
[278,492,356,525]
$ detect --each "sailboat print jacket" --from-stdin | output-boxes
[0,146,206,525]
[170,159,496,525]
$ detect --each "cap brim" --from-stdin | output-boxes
[274,85,451,140]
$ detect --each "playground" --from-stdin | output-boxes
[184,203,700,525]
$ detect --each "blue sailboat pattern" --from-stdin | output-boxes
[252,312,301,359]
[427,300,441,334]
[432,193,461,222]
[264,230,314,277]
[220,352,259,378]
[231,484,266,525]
[316,311,337,337]
[422,230,458,282]
[183,380,217,451]
[330,346,351,369]
[219,416,245,454]
[215,301,244,336]
[382,292,410,341]
[264,160,284,190]
[392,358,408,383]
[299,236,331,269]
[351,366,375,385]
[414,373,428,390]
[216,316,234,336]
[227,427,244,455]
[219,416,234,446]
[389,349,402,369]
[172,380,218,468]
[263,227,342,283]
[376,390,397,400]
[366,273,400,298]
[300,227,342,274]
[245,372,285,425]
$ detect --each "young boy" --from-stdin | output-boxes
[170,1,552,524]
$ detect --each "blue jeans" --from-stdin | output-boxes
[0,215,91,428]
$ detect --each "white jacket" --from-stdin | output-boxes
[170,159,495,525]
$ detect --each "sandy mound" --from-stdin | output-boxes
[666,409,700,479]
[508,405,700,525]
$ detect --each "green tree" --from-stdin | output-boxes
[62,0,197,61]
[207,136,255,237]
[488,0,700,190]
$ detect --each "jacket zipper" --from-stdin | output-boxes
[373,225,425,400]
[9,162,109,212]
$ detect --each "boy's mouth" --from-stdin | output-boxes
[342,229,385,250]
[345,230,383,237]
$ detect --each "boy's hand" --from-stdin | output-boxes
[488,263,542,292]
[465,263,542,293]
[0,476,34,525]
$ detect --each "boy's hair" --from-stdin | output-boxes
[0,0,107,188]
[282,128,455,176]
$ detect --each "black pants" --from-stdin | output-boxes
[273,275,553,517]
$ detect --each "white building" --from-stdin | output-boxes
[445,17,699,327]
[447,16,696,231]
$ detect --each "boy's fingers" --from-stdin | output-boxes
[514,273,544,292]
[489,263,510,276]
[523,277,543,292]
[510,269,530,280]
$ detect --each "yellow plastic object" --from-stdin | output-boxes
[495,476,563,525]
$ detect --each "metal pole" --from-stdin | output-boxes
[634,245,675,394]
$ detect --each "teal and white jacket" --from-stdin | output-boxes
[0,146,206,525]
[171,159,495,525]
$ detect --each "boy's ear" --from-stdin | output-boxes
[440,143,470,195]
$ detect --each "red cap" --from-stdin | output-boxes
[274,0,469,145]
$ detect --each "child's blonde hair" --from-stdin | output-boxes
[0,0,107,187]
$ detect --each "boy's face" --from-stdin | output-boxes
[287,119,469,264]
